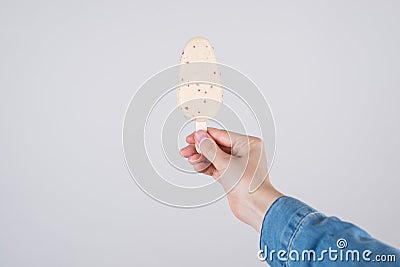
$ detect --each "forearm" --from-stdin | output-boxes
[259,196,400,266]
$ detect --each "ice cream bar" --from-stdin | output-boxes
[177,37,223,136]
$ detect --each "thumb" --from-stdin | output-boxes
[195,130,230,170]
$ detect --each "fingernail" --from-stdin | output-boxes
[195,130,208,143]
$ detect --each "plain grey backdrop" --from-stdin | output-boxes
[1,0,399,266]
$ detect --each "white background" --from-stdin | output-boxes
[1,1,399,266]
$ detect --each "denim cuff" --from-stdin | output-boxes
[259,196,319,254]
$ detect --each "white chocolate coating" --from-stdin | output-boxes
[177,37,223,122]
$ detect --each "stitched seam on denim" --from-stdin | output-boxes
[286,211,320,267]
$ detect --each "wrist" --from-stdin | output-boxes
[249,180,284,232]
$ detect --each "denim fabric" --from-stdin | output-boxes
[259,196,400,266]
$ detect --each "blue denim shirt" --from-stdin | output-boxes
[259,196,400,266]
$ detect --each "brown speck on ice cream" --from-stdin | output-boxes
[184,106,189,110]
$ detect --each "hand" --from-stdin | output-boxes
[180,128,284,232]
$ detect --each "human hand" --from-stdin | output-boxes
[180,128,283,232]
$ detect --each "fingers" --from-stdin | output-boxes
[219,145,232,155]
[193,161,214,173]
[189,154,215,175]
[180,143,217,175]
[179,144,197,158]
[195,164,216,176]
[185,152,216,176]
[185,133,195,144]
[180,146,211,168]
[194,130,231,170]
[182,128,253,172]
[206,128,238,147]
[186,128,248,147]
[180,144,229,161]
[185,135,231,154]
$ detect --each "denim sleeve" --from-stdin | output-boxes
[259,196,400,266]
